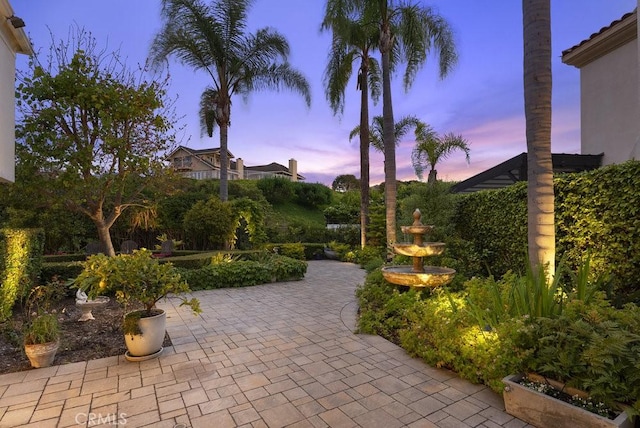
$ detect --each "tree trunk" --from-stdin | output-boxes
[219,121,229,202]
[359,65,370,249]
[427,169,437,184]
[95,219,116,257]
[381,26,397,254]
[523,0,554,279]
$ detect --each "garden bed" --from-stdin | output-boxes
[0,296,170,374]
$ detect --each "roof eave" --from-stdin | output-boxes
[562,11,637,68]
[0,0,33,55]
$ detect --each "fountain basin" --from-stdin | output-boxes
[382,265,456,288]
[76,296,110,321]
[393,242,445,257]
[401,225,434,235]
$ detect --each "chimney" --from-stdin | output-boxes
[236,158,244,180]
[289,159,298,182]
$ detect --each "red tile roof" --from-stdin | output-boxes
[562,9,636,56]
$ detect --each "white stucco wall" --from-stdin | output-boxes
[0,24,17,183]
[580,39,639,165]
[0,1,32,183]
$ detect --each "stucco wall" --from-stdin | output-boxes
[580,39,639,165]
[0,27,17,183]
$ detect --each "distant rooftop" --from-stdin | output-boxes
[450,153,603,194]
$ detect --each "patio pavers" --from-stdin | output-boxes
[0,260,531,427]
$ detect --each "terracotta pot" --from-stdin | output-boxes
[24,340,59,368]
[124,309,166,359]
[502,374,632,428]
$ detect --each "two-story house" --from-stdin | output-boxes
[167,145,304,182]
[561,9,639,165]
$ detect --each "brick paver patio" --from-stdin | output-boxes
[0,260,531,427]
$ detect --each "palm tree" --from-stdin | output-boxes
[522,0,554,279]
[150,0,311,201]
[321,2,381,248]
[372,0,458,247]
[411,123,470,184]
[349,115,420,153]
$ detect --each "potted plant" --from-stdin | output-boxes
[22,284,61,368]
[75,248,200,361]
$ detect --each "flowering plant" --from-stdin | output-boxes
[519,377,617,419]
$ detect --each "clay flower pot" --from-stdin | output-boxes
[24,340,59,368]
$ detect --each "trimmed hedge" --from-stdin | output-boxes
[179,255,307,290]
[41,261,84,284]
[555,161,640,301]
[452,161,640,301]
[0,228,45,321]
[452,182,527,277]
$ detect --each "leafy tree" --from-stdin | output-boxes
[293,182,333,209]
[523,0,554,278]
[321,1,381,248]
[410,123,470,184]
[349,115,420,153]
[230,197,267,248]
[332,174,360,192]
[256,177,295,205]
[15,28,178,257]
[183,197,234,250]
[363,0,457,248]
[151,0,311,202]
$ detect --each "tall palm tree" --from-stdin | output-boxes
[522,0,554,279]
[372,0,458,248]
[321,2,381,248]
[349,115,420,152]
[150,0,311,201]
[411,123,470,184]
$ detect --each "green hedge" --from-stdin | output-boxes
[179,255,307,290]
[452,161,640,301]
[41,261,84,284]
[555,161,640,301]
[452,182,527,277]
[0,228,45,321]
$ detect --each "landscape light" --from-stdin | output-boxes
[6,15,25,29]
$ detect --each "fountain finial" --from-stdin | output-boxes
[412,209,422,226]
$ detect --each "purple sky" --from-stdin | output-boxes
[12,0,638,185]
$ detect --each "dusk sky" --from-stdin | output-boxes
[12,0,638,186]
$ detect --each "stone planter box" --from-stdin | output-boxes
[502,374,632,428]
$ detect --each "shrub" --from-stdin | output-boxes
[41,261,84,284]
[179,255,307,290]
[257,177,294,205]
[183,197,235,250]
[278,243,305,260]
[293,182,332,208]
[268,255,307,281]
[555,161,640,302]
[513,300,640,415]
[0,228,45,321]
[353,246,385,269]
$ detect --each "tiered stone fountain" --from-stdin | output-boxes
[381,209,455,288]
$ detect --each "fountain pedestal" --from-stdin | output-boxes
[381,209,455,288]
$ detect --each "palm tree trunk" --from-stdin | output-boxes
[381,26,397,252]
[523,0,554,279]
[427,169,437,185]
[219,122,229,202]
[359,67,370,249]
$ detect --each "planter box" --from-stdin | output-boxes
[502,374,632,428]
